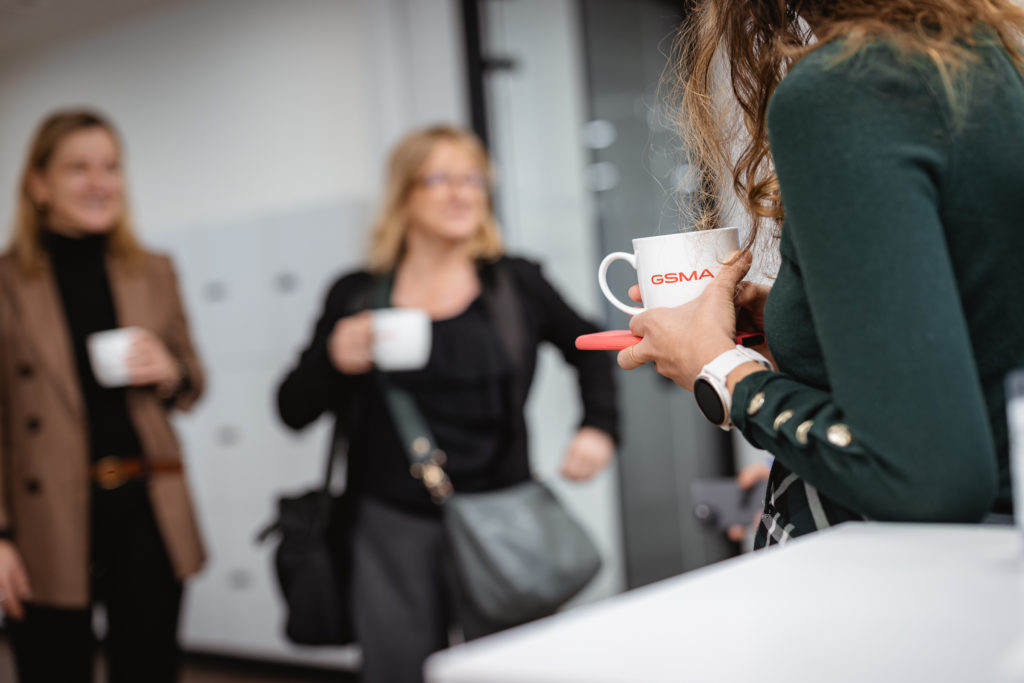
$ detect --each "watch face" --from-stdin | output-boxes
[694,378,726,426]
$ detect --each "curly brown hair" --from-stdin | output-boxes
[670,0,1024,248]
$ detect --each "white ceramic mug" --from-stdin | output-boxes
[598,227,740,315]
[87,327,143,387]
[372,308,432,371]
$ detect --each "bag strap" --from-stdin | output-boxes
[370,273,455,503]
[319,274,377,498]
[372,260,528,504]
[379,372,454,502]
[255,276,369,544]
[320,420,348,496]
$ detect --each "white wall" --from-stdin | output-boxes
[0,1,368,239]
[360,0,469,177]
[0,0,470,239]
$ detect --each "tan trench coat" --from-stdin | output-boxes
[0,249,206,608]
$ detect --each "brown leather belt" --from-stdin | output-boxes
[91,456,183,490]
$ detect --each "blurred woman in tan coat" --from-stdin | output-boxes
[0,110,205,683]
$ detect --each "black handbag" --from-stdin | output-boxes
[257,424,355,645]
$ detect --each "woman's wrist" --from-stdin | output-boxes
[726,362,769,394]
[156,359,187,400]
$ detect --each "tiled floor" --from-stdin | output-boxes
[0,637,357,682]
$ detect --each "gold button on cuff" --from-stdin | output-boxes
[795,420,814,445]
[827,424,853,448]
[773,410,795,431]
[747,392,766,416]
[412,436,431,456]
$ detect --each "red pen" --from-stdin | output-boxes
[575,330,765,351]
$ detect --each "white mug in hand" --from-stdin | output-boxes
[598,227,740,315]
[371,308,432,371]
[87,327,143,387]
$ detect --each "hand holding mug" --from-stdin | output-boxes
[88,327,181,395]
[328,311,374,375]
[617,250,754,389]
[328,308,432,375]
[126,330,182,396]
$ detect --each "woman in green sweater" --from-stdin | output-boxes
[619,0,1024,545]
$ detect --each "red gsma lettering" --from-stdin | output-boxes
[650,269,715,285]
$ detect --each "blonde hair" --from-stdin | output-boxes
[671,0,1024,248]
[367,124,504,273]
[11,109,144,274]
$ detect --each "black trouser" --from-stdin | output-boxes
[6,480,183,683]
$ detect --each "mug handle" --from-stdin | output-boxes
[598,252,644,316]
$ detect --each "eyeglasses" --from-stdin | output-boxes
[415,172,489,191]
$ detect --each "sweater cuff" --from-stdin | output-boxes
[730,370,785,449]
[730,370,837,453]
[580,412,620,445]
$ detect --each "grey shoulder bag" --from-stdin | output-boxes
[372,268,602,625]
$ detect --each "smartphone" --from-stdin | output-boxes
[690,477,765,530]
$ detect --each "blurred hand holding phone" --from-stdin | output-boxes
[690,477,765,531]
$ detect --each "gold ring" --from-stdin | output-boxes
[629,343,640,365]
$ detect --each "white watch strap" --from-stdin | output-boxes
[696,345,772,431]
[701,346,772,384]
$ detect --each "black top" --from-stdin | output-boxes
[44,230,144,462]
[356,297,509,514]
[277,256,620,517]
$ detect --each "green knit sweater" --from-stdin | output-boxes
[732,38,1024,542]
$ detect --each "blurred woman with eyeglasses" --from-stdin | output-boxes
[277,124,619,683]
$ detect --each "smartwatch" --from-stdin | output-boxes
[693,346,773,430]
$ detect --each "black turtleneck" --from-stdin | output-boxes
[44,230,144,462]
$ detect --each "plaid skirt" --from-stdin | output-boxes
[754,461,866,548]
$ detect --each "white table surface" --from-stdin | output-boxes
[425,523,1024,683]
